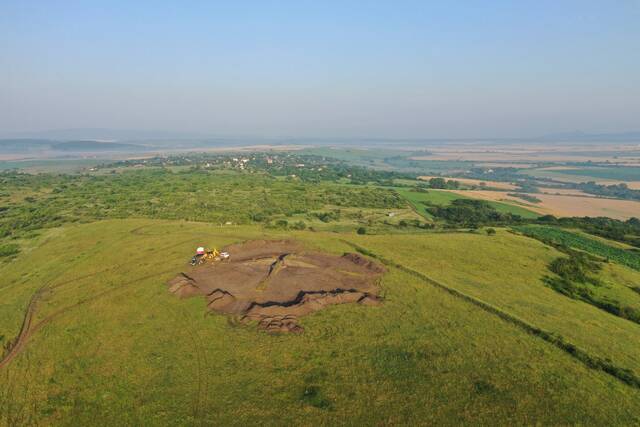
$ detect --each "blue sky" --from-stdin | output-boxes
[1,1,639,138]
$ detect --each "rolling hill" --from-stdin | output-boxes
[2,220,640,425]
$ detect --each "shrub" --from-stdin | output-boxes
[274,219,289,229]
[357,227,366,235]
[291,221,306,230]
[548,253,601,284]
[0,243,19,258]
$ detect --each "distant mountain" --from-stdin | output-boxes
[0,138,153,154]
[0,128,210,141]
[51,141,150,152]
[0,139,54,152]
[540,131,640,142]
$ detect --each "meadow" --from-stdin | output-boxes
[0,159,107,173]
[2,220,640,425]
[2,152,640,425]
[394,188,540,219]
[353,230,640,379]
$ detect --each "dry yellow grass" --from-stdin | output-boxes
[410,144,640,164]
[476,162,536,168]
[532,194,640,219]
[538,187,589,196]
[627,182,640,190]
[418,176,517,190]
[526,168,640,189]
[448,190,640,220]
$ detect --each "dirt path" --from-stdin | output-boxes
[0,287,47,369]
[0,231,199,370]
[0,225,236,369]
[0,267,179,370]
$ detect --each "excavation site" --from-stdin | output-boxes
[167,240,385,333]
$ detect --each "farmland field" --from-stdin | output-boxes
[449,190,640,220]
[418,176,518,190]
[522,168,640,189]
[395,188,540,219]
[0,159,108,173]
[553,167,640,182]
[514,225,640,271]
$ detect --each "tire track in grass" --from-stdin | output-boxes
[175,306,210,425]
[0,264,126,366]
[0,267,178,370]
[0,261,115,371]
[0,224,251,367]
[341,239,640,390]
[0,287,47,369]
[0,227,253,369]
[0,233,203,369]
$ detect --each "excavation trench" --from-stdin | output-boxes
[167,240,385,333]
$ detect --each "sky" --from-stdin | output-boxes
[1,1,639,139]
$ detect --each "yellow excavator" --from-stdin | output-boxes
[190,247,230,266]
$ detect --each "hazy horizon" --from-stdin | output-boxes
[2,127,640,143]
[2,1,639,139]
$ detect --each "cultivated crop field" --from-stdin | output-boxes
[450,190,640,220]
[522,167,640,189]
[545,166,640,182]
[515,225,640,271]
[418,175,518,190]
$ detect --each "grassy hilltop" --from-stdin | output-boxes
[2,220,640,425]
[1,151,640,425]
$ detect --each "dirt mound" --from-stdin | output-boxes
[167,240,385,333]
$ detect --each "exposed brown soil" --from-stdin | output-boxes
[167,240,385,333]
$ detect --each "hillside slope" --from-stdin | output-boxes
[1,220,640,425]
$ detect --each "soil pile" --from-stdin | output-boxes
[167,240,385,333]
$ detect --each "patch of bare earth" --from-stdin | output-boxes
[167,240,385,333]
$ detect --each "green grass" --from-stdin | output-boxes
[515,225,640,271]
[301,147,409,162]
[395,188,539,219]
[2,220,640,424]
[395,187,462,217]
[300,147,472,174]
[0,169,405,240]
[351,230,640,380]
[522,167,640,184]
[384,158,472,173]
[0,159,107,173]
[559,167,640,182]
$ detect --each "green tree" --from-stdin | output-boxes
[291,221,306,230]
[429,177,446,189]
